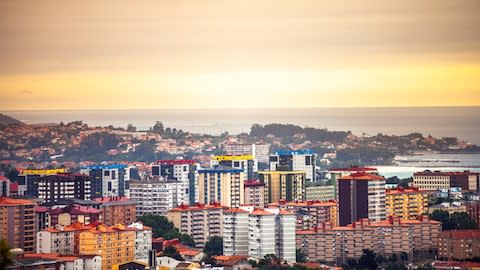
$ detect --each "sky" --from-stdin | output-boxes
[0,0,479,110]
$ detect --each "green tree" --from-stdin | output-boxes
[203,236,223,256]
[296,249,307,263]
[163,245,184,261]
[152,121,164,133]
[358,249,378,270]
[430,210,477,230]
[0,240,13,270]
[138,215,195,246]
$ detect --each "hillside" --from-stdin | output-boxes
[0,113,25,128]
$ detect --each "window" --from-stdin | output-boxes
[104,170,110,177]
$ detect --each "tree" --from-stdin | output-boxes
[0,240,13,270]
[138,215,195,246]
[126,124,136,132]
[163,245,184,261]
[358,249,378,270]
[430,210,477,230]
[152,121,164,133]
[296,249,307,263]
[203,236,223,256]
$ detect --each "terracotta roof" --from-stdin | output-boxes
[169,202,228,212]
[0,175,9,181]
[278,209,295,215]
[22,253,80,262]
[225,208,249,214]
[0,197,35,205]
[439,230,480,240]
[34,205,49,212]
[386,187,425,195]
[213,255,249,266]
[339,172,384,181]
[250,208,274,216]
[275,200,338,207]
[244,179,264,187]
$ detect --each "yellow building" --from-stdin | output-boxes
[198,167,245,207]
[385,187,429,219]
[258,171,306,204]
[78,224,135,270]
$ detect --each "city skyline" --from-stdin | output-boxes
[1,0,479,110]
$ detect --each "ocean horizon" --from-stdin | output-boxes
[2,106,480,144]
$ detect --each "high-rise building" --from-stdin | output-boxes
[167,203,227,248]
[152,159,198,205]
[37,173,91,205]
[80,164,133,198]
[127,222,153,264]
[338,172,386,226]
[198,167,245,208]
[130,178,183,216]
[223,208,250,256]
[270,200,338,230]
[269,149,316,182]
[246,208,296,262]
[211,155,258,181]
[244,179,265,208]
[48,204,100,227]
[224,143,271,164]
[0,197,36,252]
[17,168,67,196]
[438,230,480,260]
[385,187,429,219]
[258,171,306,204]
[78,224,136,270]
[93,197,137,225]
[413,170,479,191]
[327,166,379,199]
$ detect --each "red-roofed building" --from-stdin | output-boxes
[413,170,479,191]
[94,196,137,226]
[338,172,386,226]
[386,187,429,220]
[213,255,251,269]
[438,230,480,260]
[270,200,339,229]
[0,197,36,253]
[432,261,480,270]
[49,204,101,227]
[167,203,228,248]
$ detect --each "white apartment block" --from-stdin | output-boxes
[223,208,250,256]
[128,222,153,264]
[130,178,183,216]
[37,227,75,254]
[270,150,316,183]
[248,209,276,260]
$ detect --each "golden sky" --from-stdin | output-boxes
[0,0,479,110]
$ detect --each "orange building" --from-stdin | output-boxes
[0,197,36,252]
[94,197,137,226]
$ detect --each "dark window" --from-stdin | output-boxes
[104,170,110,177]
[233,161,240,167]
[108,182,112,191]
[270,156,278,162]
[111,170,116,180]
[305,156,311,166]
[152,166,160,176]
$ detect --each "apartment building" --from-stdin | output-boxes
[78,224,136,270]
[37,173,91,205]
[244,179,265,208]
[152,159,198,204]
[94,196,137,225]
[466,201,480,229]
[36,226,76,254]
[211,155,258,180]
[327,166,378,199]
[17,168,67,196]
[386,187,429,219]
[438,230,480,260]
[127,222,153,264]
[198,167,245,208]
[130,178,182,216]
[0,175,10,197]
[167,203,227,248]
[297,216,441,264]
[270,149,316,182]
[413,170,479,191]
[224,143,271,164]
[223,208,250,256]
[270,200,338,229]
[0,197,36,253]
[259,171,306,204]
[305,184,335,201]
[80,164,133,198]
[49,204,100,226]
[338,172,386,226]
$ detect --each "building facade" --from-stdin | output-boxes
[211,155,258,181]
[413,170,479,191]
[223,208,250,256]
[94,197,137,225]
[127,222,153,264]
[259,171,306,204]
[167,203,227,248]
[244,179,265,208]
[37,173,91,205]
[48,204,100,227]
[386,187,429,219]
[466,201,480,229]
[338,172,386,226]
[198,167,245,208]
[36,227,76,254]
[270,200,338,229]
[0,175,10,197]
[224,143,271,164]
[438,230,480,260]
[130,178,183,216]
[305,184,335,201]
[297,216,441,264]
[152,159,198,205]
[0,197,36,253]
[327,166,378,199]
[80,164,132,198]
[270,149,316,183]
